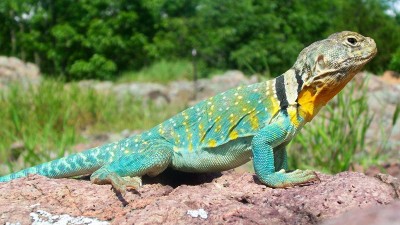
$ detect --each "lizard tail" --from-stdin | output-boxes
[0,146,110,182]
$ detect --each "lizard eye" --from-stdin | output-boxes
[346,37,358,46]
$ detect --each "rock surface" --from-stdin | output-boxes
[0,56,41,88]
[322,200,400,225]
[0,171,398,224]
[364,163,400,180]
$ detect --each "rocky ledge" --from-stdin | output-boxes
[0,171,399,224]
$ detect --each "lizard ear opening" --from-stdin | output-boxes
[312,55,326,79]
[316,55,326,70]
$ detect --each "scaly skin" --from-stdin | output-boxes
[0,31,377,194]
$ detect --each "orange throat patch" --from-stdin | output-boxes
[297,81,350,122]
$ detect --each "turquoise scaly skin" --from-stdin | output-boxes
[0,31,377,193]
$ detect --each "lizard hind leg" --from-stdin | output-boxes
[90,142,173,194]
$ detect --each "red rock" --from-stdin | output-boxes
[0,171,397,224]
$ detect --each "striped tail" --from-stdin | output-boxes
[0,146,111,182]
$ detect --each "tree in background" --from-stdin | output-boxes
[0,0,399,80]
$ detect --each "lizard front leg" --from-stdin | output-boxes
[252,121,319,188]
[273,143,289,172]
[90,141,173,194]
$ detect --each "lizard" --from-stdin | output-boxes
[0,31,377,194]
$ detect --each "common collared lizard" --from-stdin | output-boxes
[0,31,377,194]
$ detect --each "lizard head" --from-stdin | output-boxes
[295,31,377,121]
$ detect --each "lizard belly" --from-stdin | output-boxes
[171,136,253,173]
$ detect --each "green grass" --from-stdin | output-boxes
[118,60,194,83]
[288,77,379,173]
[0,79,184,174]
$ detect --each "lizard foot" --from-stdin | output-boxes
[111,176,142,195]
[258,169,320,188]
[91,171,142,195]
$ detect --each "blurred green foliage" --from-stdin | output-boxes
[118,60,193,83]
[0,0,399,80]
[389,48,400,72]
